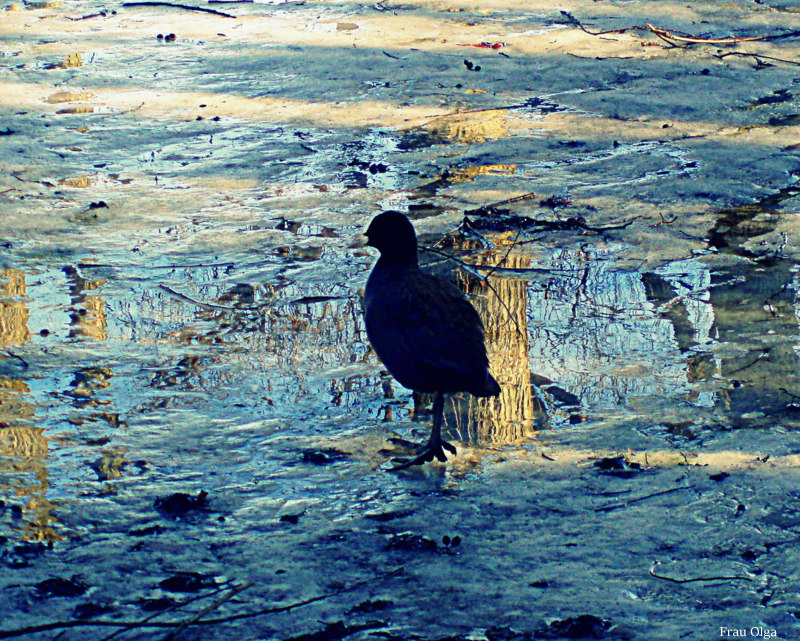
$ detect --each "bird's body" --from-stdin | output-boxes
[363,211,500,468]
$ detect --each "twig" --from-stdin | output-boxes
[1,350,29,369]
[715,51,800,67]
[417,101,538,129]
[69,11,111,20]
[121,1,237,18]
[649,561,754,583]
[646,23,800,45]
[76,261,235,269]
[657,276,744,313]
[158,284,345,313]
[7,172,55,187]
[509,216,643,240]
[463,191,538,216]
[780,388,800,401]
[726,349,771,376]
[488,192,538,208]
[595,486,692,512]
[160,582,254,641]
[421,245,569,278]
[99,581,245,641]
[482,227,522,279]
[0,569,403,640]
[560,11,649,37]
[562,11,800,51]
[421,246,488,282]
[159,284,256,312]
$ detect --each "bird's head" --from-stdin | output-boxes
[365,211,418,262]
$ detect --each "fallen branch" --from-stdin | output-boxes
[780,387,800,401]
[1,350,29,369]
[510,215,643,238]
[99,581,248,641]
[121,1,237,18]
[646,22,800,46]
[0,569,403,640]
[561,11,800,51]
[595,486,693,512]
[158,284,346,313]
[715,51,800,67]
[69,10,113,20]
[77,261,235,269]
[649,561,754,584]
[726,348,771,376]
[160,582,254,641]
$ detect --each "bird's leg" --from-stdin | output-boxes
[429,392,457,459]
[390,392,457,470]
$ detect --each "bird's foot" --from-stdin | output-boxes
[389,438,457,471]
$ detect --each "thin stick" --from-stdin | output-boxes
[595,486,692,512]
[482,227,522,279]
[562,11,800,44]
[1,350,29,369]
[121,2,237,18]
[0,569,403,640]
[649,562,754,583]
[158,284,257,312]
[68,11,110,20]
[646,23,800,45]
[715,51,800,67]
[160,582,254,641]
[726,349,770,376]
[99,582,246,641]
[77,261,235,269]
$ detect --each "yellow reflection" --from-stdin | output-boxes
[20,496,63,543]
[0,425,63,543]
[69,295,108,341]
[0,268,30,347]
[63,266,108,341]
[427,110,511,143]
[429,237,541,447]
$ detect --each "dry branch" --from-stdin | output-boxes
[561,11,800,52]
[121,1,237,18]
[649,562,755,583]
[0,569,403,640]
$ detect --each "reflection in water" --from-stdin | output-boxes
[0,269,62,542]
[457,249,542,445]
[430,230,800,443]
[709,259,800,427]
[426,110,510,144]
[0,268,30,347]
[526,245,713,410]
[64,266,108,341]
[1,215,798,548]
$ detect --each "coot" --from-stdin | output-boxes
[363,211,500,469]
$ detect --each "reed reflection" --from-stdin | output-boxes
[0,268,61,542]
[63,266,108,341]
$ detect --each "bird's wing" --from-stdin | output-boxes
[371,271,489,389]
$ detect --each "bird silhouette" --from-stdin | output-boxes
[363,211,500,469]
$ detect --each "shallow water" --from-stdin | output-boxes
[2,0,800,639]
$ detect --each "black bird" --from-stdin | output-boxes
[363,211,501,469]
